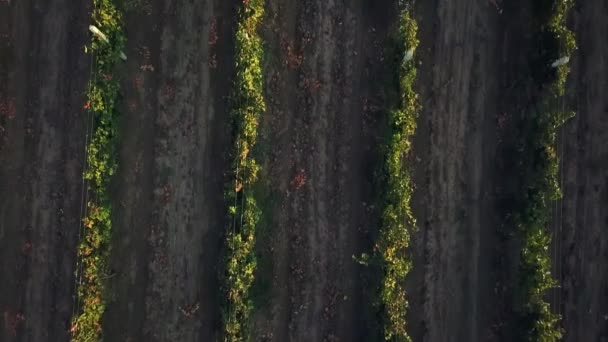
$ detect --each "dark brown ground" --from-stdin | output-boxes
[407,0,505,340]
[250,0,395,340]
[1,0,607,341]
[102,0,236,341]
[0,0,90,340]
[559,1,608,341]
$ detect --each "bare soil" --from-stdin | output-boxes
[102,0,236,341]
[407,0,506,340]
[0,0,90,340]
[250,0,396,341]
[558,1,608,341]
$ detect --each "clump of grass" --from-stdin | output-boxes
[70,0,125,340]
[221,0,265,341]
[513,1,575,340]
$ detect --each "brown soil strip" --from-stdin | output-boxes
[560,1,608,340]
[0,0,90,340]
[102,0,235,341]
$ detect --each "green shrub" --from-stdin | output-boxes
[513,101,574,341]
[70,0,125,340]
[373,9,419,342]
[513,1,575,340]
[221,1,265,341]
[547,0,576,95]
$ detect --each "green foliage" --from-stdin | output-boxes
[513,102,574,342]
[513,1,575,340]
[71,0,125,340]
[373,10,419,342]
[547,0,576,95]
[224,195,260,341]
[221,1,265,341]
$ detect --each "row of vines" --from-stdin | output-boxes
[62,1,574,341]
[70,0,125,340]
[221,0,265,341]
[513,0,575,341]
[370,4,419,341]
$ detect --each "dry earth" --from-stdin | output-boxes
[408,0,504,340]
[559,1,608,341]
[102,0,235,341]
[250,0,397,341]
[0,0,90,340]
